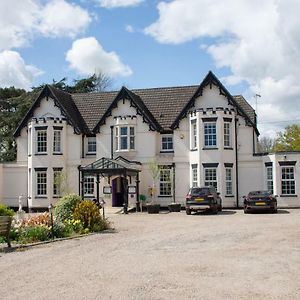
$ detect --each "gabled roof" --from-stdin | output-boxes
[93,86,162,132]
[171,71,259,135]
[14,72,258,137]
[14,85,88,137]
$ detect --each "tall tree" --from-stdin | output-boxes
[274,124,300,152]
[258,136,276,153]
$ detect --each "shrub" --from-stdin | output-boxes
[54,193,82,222]
[64,219,84,235]
[0,204,14,217]
[18,225,50,243]
[73,200,109,232]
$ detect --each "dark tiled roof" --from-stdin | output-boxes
[233,95,256,125]
[72,91,118,131]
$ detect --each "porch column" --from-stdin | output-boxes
[123,171,128,214]
[96,174,100,203]
[81,171,85,200]
[136,172,140,212]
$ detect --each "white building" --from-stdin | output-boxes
[0,71,299,210]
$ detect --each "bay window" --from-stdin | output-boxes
[36,129,47,153]
[115,126,135,151]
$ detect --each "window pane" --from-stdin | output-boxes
[37,130,47,153]
[204,123,217,147]
[121,136,128,149]
[204,168,217,190]
[159,167,172,196]
[53,130,61,153]
[120,127,127,135]
[36,171,47,196]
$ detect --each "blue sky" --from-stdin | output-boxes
[1,0,300,137]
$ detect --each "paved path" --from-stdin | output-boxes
[1,209,300,299]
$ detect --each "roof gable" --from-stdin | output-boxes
[14,85,87,137]
[93,86,162,133]
[171,71,259,135]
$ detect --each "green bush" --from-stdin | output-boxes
[73,200,109,232]
[18,225,50,243]
[54,193,82,222]
[0,204,14,217]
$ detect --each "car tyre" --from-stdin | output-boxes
[244,208,249,214]
[186,208,191,215]
[218,205,222,212]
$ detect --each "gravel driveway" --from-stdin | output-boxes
[1,209,300,300]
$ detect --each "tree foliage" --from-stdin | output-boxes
[274,124,300,152]
[0,73,112,162]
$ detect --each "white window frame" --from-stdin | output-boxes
[204,168,217,190]
[161,135,173,152]
[115,126,135,151]
[191,164,198,187]
[84,176,95,197]
[36,170,47,197]
[53,130,62,154]
[36,130,47,154]
[159,167,172,196]
[87,136,96,154]
[204,122,217,148]
[225,168,233,196]
[266,166,273,194]
[53,169,62,197]
[191,119,197,149]
[281,166,295,195]
[224,122,231,148]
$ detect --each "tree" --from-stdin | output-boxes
[258,136,276,153]
[274,124,300,152]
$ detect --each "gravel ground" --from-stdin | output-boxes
[1,209,300,300]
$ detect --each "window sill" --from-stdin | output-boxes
[280,195,298,198]
[158,195,173,198]
[202,147,218,150]
[190,148,198,152]
[115,150,136,153]
[84,196,96,199]
[225,195,234,198]
[86,153,96,156]
[224,147,233,150]
[160,150,174,154]
[35,196,47,199]
[53,153,63,155]
[35,153,47,156]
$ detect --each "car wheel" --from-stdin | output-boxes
[244,208,249,214]
[186,208,191,215]
[218,205,222,212]
[272,208,278,214]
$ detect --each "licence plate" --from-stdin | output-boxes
[255,202,265,206]
[195,198,204,201]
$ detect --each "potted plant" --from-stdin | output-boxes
[139,194,147,212]
[146,160,161,214]
[168,202,181,212]
[0,204,15,247]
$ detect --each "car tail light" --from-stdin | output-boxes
[207,194,214,198]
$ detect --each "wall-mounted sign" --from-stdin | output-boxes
[128,186,136,194]
[103,186,112,194]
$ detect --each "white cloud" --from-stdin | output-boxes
[66,37,132,77]
[97,0,144,8]
[0,0,91,50]
[39,0,91,38]
[145,0,300,137]
[0,51,43,90]
[125,25,134,33]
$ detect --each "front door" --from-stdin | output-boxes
[112,177,127,207]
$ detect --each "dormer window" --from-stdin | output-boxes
[115,126,135,151]
[87,136,96,154]
[36,128,47,154]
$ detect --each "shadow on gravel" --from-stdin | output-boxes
[191,210,237,216]
[245,209,290,214]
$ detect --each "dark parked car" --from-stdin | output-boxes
[185,186,222,215]
[243,191,278,213]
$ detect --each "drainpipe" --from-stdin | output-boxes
[110,126,114,159]
[235,118,239,208]
[78,165,81,195]
[172,163,176,203]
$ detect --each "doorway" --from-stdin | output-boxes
[112,177,128,207]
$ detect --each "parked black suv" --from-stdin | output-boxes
[186,186,222,215]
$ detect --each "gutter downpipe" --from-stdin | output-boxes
[235,118,239,208]
[110,126,114,159]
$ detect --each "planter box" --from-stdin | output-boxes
[0,216,12,247]
[146,204,160,214]
[168,203,181,212]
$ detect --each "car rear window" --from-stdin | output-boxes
[190,187,210,196]
[248,191,270,197]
